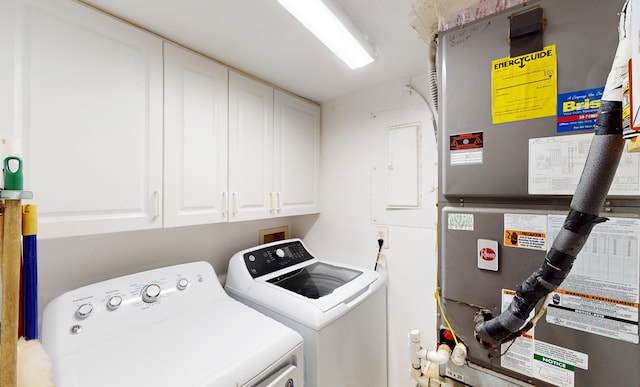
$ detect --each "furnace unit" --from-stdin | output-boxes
[436,0,638,386]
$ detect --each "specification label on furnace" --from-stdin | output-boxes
[546,215,640,344]
[529,133,640,195]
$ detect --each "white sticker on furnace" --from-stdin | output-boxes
[532,340,587,387]
[504,213,547,250]
[528,133,640,195]
[500,289,586,387]
[500,289,535,377]
[448,213,474,231]
[546,215,640,344]
[477,239,498,271]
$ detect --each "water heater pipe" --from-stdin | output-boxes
[474,0,631,346]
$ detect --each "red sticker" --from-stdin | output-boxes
[450,132,483,151]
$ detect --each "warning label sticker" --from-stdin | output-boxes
[504,213,547,250]
[504,230,547,250]
[450,132,483,150]
[449,132,483,165]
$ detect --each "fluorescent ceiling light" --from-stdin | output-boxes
[277,0,377,69]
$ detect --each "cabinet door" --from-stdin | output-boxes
[3,0,163,238]
[274,90,321,216]
[228,71,274,221]
[164,43,228,227]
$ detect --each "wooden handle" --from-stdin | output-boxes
[1,200,22,387]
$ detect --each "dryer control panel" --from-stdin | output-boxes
[244,240,314,278]
[41,261,225,357]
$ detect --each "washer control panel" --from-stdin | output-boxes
[243,240,314,278]
[42,261,225,356]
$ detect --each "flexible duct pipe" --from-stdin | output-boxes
[474,0,630,345]
[428,38,439,115]
[427,38,439,144]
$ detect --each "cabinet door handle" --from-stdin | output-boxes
[270,192,275,213]
[222,192,227,217]
[232,192,238,215]
[277,192,281,212]
[153,190,160,219]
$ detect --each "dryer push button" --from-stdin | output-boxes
[177,278,189,290]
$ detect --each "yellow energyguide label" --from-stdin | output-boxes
[491,45,557,124]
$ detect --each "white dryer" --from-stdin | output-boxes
[41,261,303,387]
[225,239,387,387]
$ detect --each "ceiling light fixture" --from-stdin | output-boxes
[276,0,378,69]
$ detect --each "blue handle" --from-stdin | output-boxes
[23,235,38,340]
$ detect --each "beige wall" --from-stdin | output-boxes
[292,73,439,387]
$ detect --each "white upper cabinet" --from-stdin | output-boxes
[228,71,275,222]
[228,71,321,222]
[3,0,163,238]
[163,43,229,227]
[0,0,321,238]
[274,90,321,216]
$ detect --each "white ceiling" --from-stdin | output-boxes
[79,0,434,103]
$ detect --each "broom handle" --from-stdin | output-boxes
[0,200,22,387]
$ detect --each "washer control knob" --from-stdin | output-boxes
[276,248,285,259]
[176,278,189,290]
[142,284,161,303]
[76,303,93,319]
[107,296,123,310]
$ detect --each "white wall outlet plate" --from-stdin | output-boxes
[375,226,389,249]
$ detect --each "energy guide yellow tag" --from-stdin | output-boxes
[491,45,557,124]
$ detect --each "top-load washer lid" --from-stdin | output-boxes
[225,239,386,329]
[267,261,362,299]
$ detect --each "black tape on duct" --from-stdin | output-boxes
[596,100,624,135]
[563,208,608,235]
[509,7,544,57]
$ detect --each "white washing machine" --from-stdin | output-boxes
[41,261,303,387]
[225,239,387,387]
